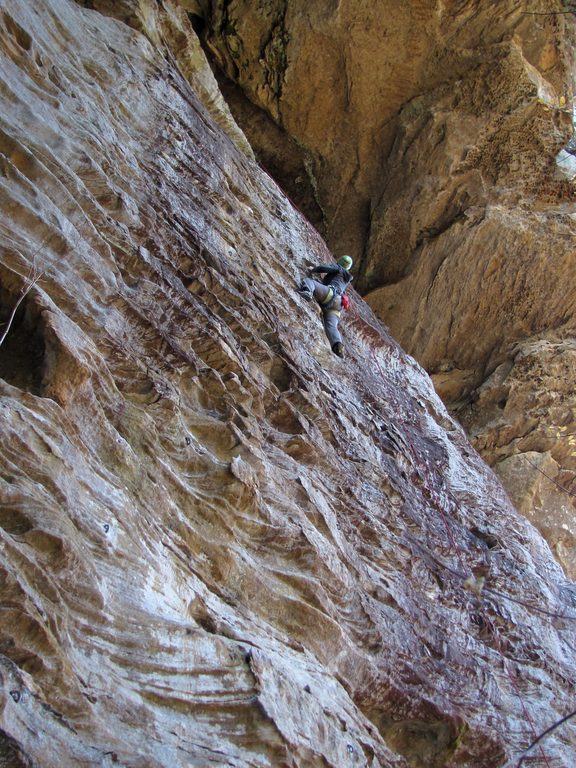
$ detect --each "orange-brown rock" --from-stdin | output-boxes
[362,11,576,579]
[459,338,576,580]
[193,2,574,259]
[1,2,576,767]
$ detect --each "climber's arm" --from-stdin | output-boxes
[308,263,338,276]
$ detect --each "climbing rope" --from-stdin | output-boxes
[523,455,576,499]
[515,708,576,767]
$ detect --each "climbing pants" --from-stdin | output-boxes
[322,307,342,347]
[300,277,343,348]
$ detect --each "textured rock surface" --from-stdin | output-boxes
[459,338,576,580]
[341,11,576,569]
[1,1,576,767]
[192,0,576,576]
[198,0,490,254]
[362,12,575,392]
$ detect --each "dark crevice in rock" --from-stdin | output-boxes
[188,12,206,38]
[469,526,500,550]
[71,0,141,28]
[212,73,326,234]
[1,12,32,53]
[0,730,33,768]
[0,508,34,536]
[0,286,46,396]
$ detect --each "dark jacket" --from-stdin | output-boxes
[309,264,353,295]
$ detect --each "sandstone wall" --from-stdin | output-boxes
[0,1,576,766]
[187,0,576,580]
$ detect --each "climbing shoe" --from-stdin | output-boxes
[332,342,344,358]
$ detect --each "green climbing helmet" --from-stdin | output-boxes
[337,255,353,270]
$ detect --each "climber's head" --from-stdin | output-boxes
[337,255,353,271]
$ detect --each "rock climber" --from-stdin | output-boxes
[297,255,353,358]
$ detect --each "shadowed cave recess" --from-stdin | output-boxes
[0,1,576,767]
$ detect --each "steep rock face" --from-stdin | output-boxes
[189,0,576,576]
[361,10,576,502]
[458,338,576,580]
[1,1,576,767]
[196,0,513,254]
[362,13,576,587]
[190,1,573,270]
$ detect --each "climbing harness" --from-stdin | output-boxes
[320,286,338,308]
[320,286,347,312]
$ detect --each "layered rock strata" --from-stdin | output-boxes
[188,0,576,578]
[0,1,576,766]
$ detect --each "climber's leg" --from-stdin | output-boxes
[298,277,331,304]
[323,309,343,356]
